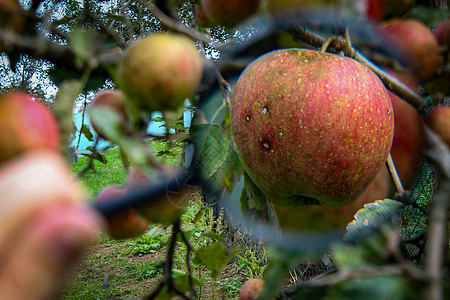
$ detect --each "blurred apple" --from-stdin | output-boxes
[380,19,440,80]
[433,19,450,46]
[119,32,203,113]
[239,278,265,300]
[200,0,261,27]
[0,151,86,247]
[386,70,424,188]
[425,105,450,148]
[273,167,391,232]
[0,92,60,164]
[88,90,128,139]
[127,168,193,224]
[95,185,149,240]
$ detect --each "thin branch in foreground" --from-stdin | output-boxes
[386,153,405,195]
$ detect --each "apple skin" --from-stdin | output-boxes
[200,0,261,27]
[239,278,265,300]
[386,70,424,188]
[380,19,440,80]
[119,32,203,113]
[433,19,450,46]
[95,185,149,240]
[273,167,391,232]
[127,168,192,224]
[425,105,450,148]
[89,90,127,139]
[0,92,60,164]
[230,49,394,209]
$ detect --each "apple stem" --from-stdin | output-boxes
[386,154,404,194]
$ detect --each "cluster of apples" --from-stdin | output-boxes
[88,32,203,239]
[199,0,448,235]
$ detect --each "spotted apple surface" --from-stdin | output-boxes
[230,49,394,209]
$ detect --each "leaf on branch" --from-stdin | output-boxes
[80,124,94,141]
[344,199,402,242]
[193,242,243,279]
[191,124,229,181]
[68,28,97,69]
[82,146,107,164]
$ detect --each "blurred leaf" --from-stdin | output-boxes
[54,80,82,151]
[106,13,126,23]
[191,124,229,180]
[82,146,107,164]
[405,6,450,26]
[201,231,225,241]
[68,28,95,68]
[332,243,371,270]
[344,199,402,242]
[194,242,243,279]
[89,106,153,172]
[80,124,94,141]
[153,275,199,300]
[260,247,306,300]
[49,68,107,92]
[327,276,418,300]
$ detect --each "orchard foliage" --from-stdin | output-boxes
[1,0,450,299]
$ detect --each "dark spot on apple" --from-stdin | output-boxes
[262,106,268,114]
[261,140,271,150]
[289,195,321,206]
[245,115,251,122]
[333,163,338,168]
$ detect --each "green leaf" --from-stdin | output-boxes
[89,106,153,172]
[405,6,450,26]
[191,124,229,181]
[194,242,243,279]
[54,80,83,151]
[153,275,199,300]
[344,199,402,242]
[68,28,95,69]
[80,124,94,141]
[106,13,126,23]
[327,276,418,300]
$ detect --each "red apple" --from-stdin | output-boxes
[239,278,265,300]
[386,70,424,188]
[119,32,203,113]
[380,19,440,80]
[433,19,450,46]
[425,105,450,148]
[273,167,391,232]
[88,90,128,139]
[127,168,192,224]
[95,185,149,240]
[200,0,261,27]
[0,92,60,164]
[230,49,394,209]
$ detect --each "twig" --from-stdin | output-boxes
[386,154,405,194]
[138,0,212,44]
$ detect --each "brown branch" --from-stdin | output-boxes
[138,0,212,45]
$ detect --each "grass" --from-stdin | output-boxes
[60,140,252,300]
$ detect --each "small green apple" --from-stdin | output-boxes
[119,32,203,113]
